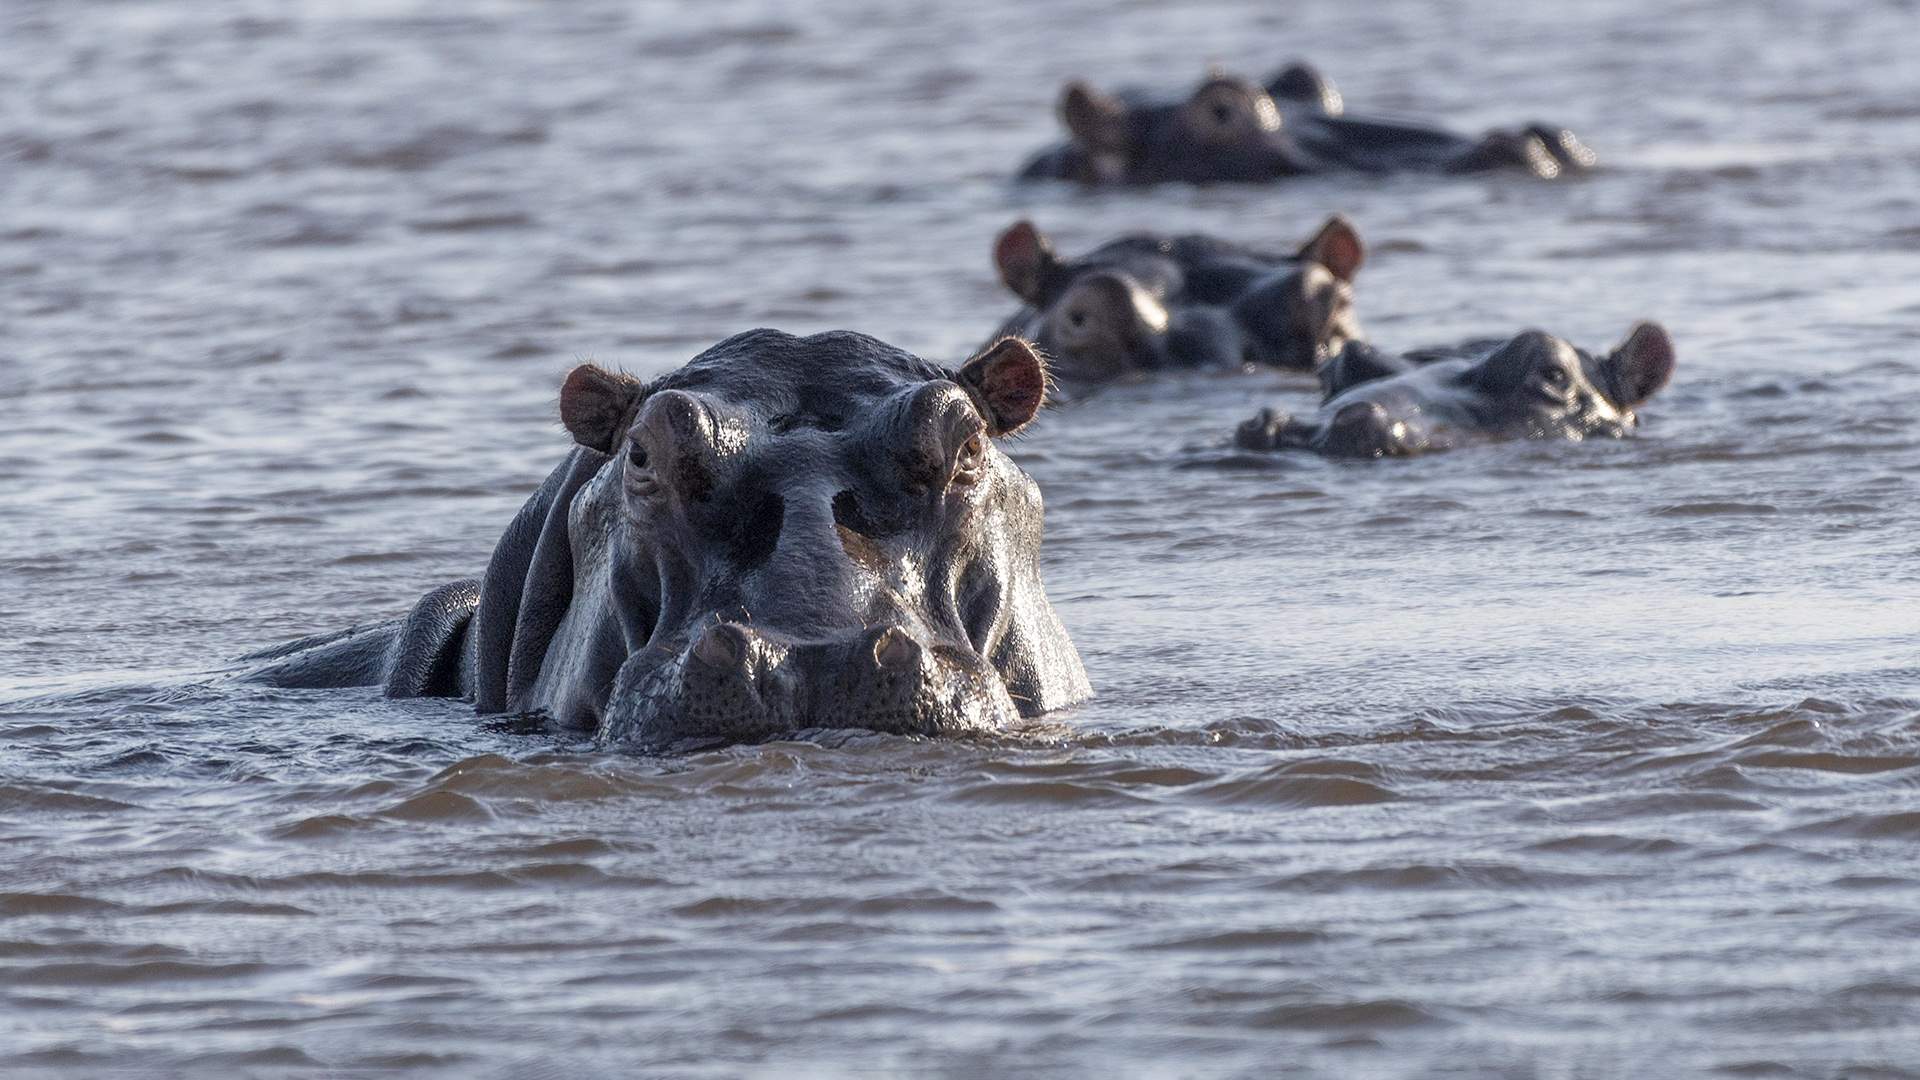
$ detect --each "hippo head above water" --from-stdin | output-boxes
[1236,323,1676,458]
[247,330,1091,748]
[1020,63,1594,184]
[556,332,1087,744]
[989,215,1366,389]
[1037,70,1318,184]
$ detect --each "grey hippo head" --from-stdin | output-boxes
[552,330,1091,746]
[1237,323,1677,458]
[988,215,1366,390]
[1019,63,1595,184]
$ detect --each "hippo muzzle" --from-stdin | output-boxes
[601,619,1016,747]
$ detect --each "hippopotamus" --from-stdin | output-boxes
[244,330,1092,748]
[987,215,1365,389]
[1234,323,1675,458]
[1019,62,1596,184]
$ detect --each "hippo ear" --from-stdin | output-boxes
[559,364,645,454]
[1297,214,1364,283]
[955,338,1048,437]
[994,220,1061,305]
[1060,81,1130,154]
[1601,322,1676,408]
[1266,62,1344,116]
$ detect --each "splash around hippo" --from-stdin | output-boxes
[988,214,1365,390]
[1020,61,1596,185]
[244,330,1092,749]
[1236,323,1676,459]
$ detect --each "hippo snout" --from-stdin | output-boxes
[1320,401,1416,458]
[1235,407,1314,451]
[599,619,1017,748]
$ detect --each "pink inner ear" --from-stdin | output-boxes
[960,340,1047,435]
[994,222,1046,299]
[985,354,1045,426]
[559,365,638,453]
[1619,323,1676,404]
[1061,81,1127,152]
[1302,217,1364,282]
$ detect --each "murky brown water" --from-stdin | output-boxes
[4,0,1920,1075]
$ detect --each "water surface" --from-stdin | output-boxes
[4,0,1920,1075]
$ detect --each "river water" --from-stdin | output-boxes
[4,0,1920,1076]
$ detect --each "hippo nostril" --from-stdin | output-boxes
[729,492,783,570]
[691,621,753,672]
[868,626,922,674]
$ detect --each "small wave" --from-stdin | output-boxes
[1737,750,1918,774]
[1651,502,1779,517]
[0,893,125,917]
[1529,832,1695,857]
[501,862,624,886]
[843,891,1000,917]
[635,22,801,58]
[20,960,276,986]
[1266,862,1624,893]
[1249,999,1452,1031]
[408,212,536,234]
[0,787,139,814]
[1190,766,1398,808]
[1139,928,1337,951]
[330,551,441,566]
[421,754,670,802]
[669,895,814,919]
[943,780,1153,807]
[1785,810,1920,839]
[140,900,315,917]
[318,123,548,172]
[376,790,497,823]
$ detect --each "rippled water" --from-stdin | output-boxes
[5,0,1920,1075]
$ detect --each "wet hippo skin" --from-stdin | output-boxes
[1020,62,1596,184]
[1236,323,1676,458]
[987,215,1366,391]
[245,330,1092,748]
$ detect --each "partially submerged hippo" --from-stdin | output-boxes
[1235,323,1675,458]
[245,330,1091,748]
[988,215,1365,389]
[1020,62,1595,184]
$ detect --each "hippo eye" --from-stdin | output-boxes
[1211,103,1235,126]
[1541,367,1570,390]
[956,434,986,479]
[627,442,649,469]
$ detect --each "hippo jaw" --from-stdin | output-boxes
[599,620,1018,748]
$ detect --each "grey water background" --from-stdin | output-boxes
[3,0,1920,1075]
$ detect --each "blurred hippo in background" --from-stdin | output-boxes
[1235,323,1675,458]
[246,330,1091,748]
[1020,62,1596,184]
[988,214,1366,392]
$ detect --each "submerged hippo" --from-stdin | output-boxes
[1020,62,1595,184]
[1235,323,1675,458]
[988,214,1365,389]
[245,330,1092,748]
